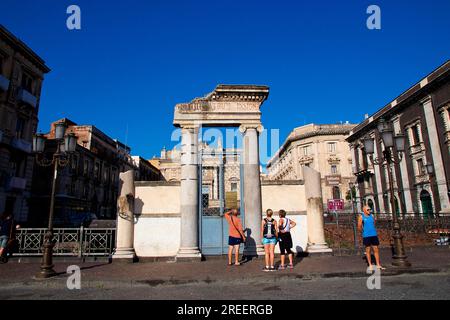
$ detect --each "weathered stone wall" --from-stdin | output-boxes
[134,182,181,257]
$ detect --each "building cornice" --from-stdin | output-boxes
[0,24,51,73]
[267,124,355,167]
[348,60,450,141]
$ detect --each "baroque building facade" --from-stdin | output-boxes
[151,143,242,210]
[0,25,50,223]
[266,123,356,210]
[347,60,450,215]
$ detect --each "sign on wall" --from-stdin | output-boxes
[327,199,344,211]
[325,175,341,186]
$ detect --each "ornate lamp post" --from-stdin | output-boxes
[362,118,411,267]
[33,122,77,278]
[348,181,359,250]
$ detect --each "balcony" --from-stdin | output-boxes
[409,142,425,156]
[299,155,314,165]
[8,177,27,190]
[11,138,32,153]
[0,74,10,92]
[415,173,430,185]
[17,87,37,108]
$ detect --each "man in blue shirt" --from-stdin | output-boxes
[358,206,386,271]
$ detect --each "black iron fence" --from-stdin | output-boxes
[14,227,116,257]
[324,212,450,255]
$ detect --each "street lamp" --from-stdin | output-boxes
[348,181,359,250]
[362,118,411,267]
[425,163,434,175]
[32,123,77,278]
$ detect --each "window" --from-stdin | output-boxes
[328,142,337,153]
[417,159,426,175]
[331,165,338,175]
[83,184,89,199]
[303,145,310,156]
[231,182,238,192]
[104,167,109,183]
[412,125,421,145]
[332,186,341,200]
[83,159,89,176]
[21,71,34,94]
[71,155,78,172]
[111,168,117,184]
[10,156,26,178]
[15,117,26,139]
[94,162,100,180]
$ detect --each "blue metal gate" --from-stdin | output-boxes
[199,149,244,255]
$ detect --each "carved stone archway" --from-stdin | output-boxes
[173,85,269,259]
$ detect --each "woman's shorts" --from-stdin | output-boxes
[262,237,277,245]
[363,236,380,247]
[0,235,9,249]
[228,236,242,246]
[278,232,293,255]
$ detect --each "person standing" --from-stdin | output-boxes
[0,213,15,262]
[277,209,296,270]
[224,209,246,266]
[358,206,385,270]
[261,209,278,272]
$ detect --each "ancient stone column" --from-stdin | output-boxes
[303,166,332,254]
[177,126,202,260]
[240,124,264,257]
[112,170,137,261]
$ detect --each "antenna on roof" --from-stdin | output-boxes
[125,123,129,153]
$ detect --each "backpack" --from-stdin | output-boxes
[263,218,276,239]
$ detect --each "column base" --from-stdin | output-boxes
[112,248,137,262]
[306,243,333,254]
[176,247,202,261]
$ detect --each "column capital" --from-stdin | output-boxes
[419,95,432,105]
[239,123,264,134]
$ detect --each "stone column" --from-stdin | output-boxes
[177,126,202,260]
[421,96,450,213]
[240,124,264,257]
[113,170,137,261]
[303,166,332,254]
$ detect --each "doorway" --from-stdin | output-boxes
[199,148,244,255]
[420,190,434,216]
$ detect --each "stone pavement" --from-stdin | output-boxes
[0,246,449,287]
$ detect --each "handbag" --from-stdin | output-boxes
[230,215,244,241]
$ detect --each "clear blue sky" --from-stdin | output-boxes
[1,0,449,160]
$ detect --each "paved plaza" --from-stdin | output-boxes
[0,246,449,300]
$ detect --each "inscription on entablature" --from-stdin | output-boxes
[177,101,261,114]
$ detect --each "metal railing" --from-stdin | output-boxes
[14,227,116,257]
[324,213,450,254]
